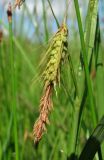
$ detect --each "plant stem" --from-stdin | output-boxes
[8,12,19,160]
[47,0,60,28]
[42,0,49,42]
[74,0,97,127]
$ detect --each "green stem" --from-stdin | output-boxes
[9,20,19,160]
[0,20,35,74]
[74,0,97,127]
[47,0,60,28]
[0,38,8,109]
[42,0,49,42]
[69,97,80,155]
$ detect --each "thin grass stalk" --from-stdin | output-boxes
[84,0,99,64]
[68,54,78,96]
[7,4,19,160]
[33,0,42,42]
[0,143,2,160]
[0,31,9,109]
[68,97,80,156]
[74,1,99,156]
[2,114,13,158]
[19,5,25,38]
[24,3,37,33]
[0,30,12,160]
[49,106,70,159]
[68,0,98,156]
[49,135,59,160]
[73,0,97,126]
[47,0,60,28]
[0,31,4,160]
[42,0,49,42]
[0,20,35,74]
[73,0,99,155]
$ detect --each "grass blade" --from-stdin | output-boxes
[79,116,104,160]
[68,0,99,156]
[74,0,97,126]
[95,15,104,158]
[84,0,98,64]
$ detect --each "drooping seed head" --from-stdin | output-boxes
[33,23,68,143]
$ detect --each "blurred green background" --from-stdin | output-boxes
[0,0,104,159]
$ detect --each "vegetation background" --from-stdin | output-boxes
[0,0,104,159]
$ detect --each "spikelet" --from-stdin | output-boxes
[89,0,95,10]
[43,23,68,89]
[33,23,68,143]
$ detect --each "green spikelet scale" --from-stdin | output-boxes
[43,23,68,89]
[89,0,95,10]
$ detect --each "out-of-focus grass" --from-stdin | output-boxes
[0,0,104,160]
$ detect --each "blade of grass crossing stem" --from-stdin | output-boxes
[73,0,97,127]
[8,11,19,160]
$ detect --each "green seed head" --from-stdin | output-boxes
[43,23,68,89]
